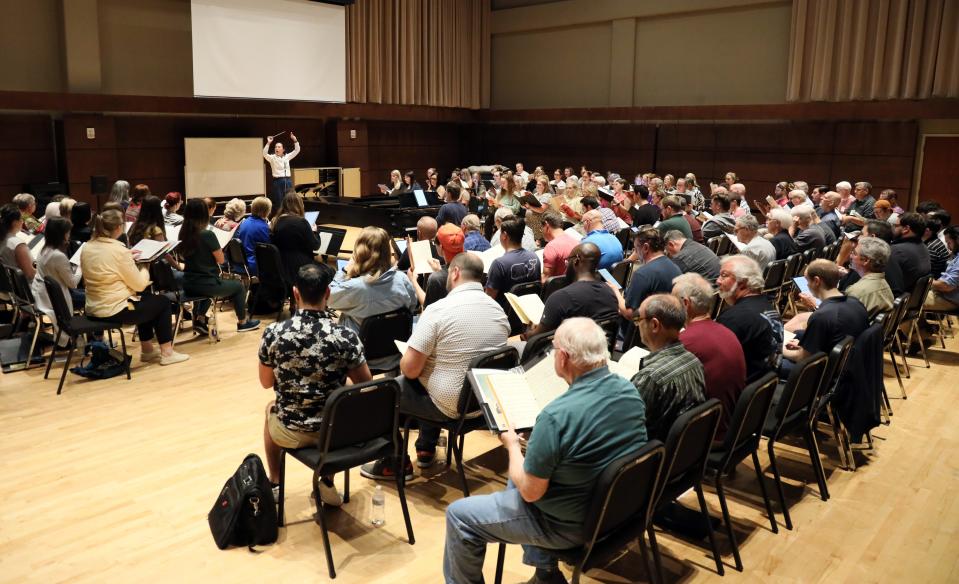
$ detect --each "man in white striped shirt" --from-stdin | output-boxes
[263,133,300,211]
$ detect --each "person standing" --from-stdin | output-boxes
[263,132,300,212]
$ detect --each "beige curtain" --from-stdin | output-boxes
[787,0,959,102]
[346,0,490,109]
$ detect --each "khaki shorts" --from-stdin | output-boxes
[268,411,321,449]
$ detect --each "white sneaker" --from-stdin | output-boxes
[316,480,343,507]
[159,351,190,366]
[141,350,161,362]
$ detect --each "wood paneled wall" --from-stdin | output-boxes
[476,121,918,206]
[332,120,464,195]
[0,115,58,197]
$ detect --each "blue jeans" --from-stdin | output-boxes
[271,177,292,210]
[444,483,583,584]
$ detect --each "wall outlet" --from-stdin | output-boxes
[86,127,95,140]
[350,129,356,140]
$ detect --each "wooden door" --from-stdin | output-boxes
[917,135,959,219]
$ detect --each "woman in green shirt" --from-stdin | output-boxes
[179,199,260,334]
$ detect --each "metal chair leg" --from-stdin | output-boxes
[714,475,744,571]
[637,532,656,584]
[804,427,829,501]
[118,329,130,380]
[342,469,350,504]
[647,526,665,584]
[767,440,792,530]
[494,543,506,584]
[889,347,907,398]
[751,449,778,534]
[56,342,76,395]
[912,320,930,368]
[315,494,337,579]
[825,404,850,470]
[25,315,42,370]
[277,450,286,527]
[695,483,724,576]
[44,328,61,379]
[395,454,415,545]
[895,334,911,378]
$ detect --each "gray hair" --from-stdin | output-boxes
[736,214,760,233]
[12,193,35,210]
[461,213,481,232]
[643,294,687,331]
[672,273,714,316]
[494,207,515,222]
[788,189,808,203]
[768,208,793,229]
[793,180,809,193]
[650,177,663,189]
[722,255,765,292]
[554,317,609,369]
[109,180,130,204]
[664,229,687,243]
[791,205,813,223]
[836,180,852,192]
[855,181,872,193]
[223,198,246,220]
[856,237,890,271]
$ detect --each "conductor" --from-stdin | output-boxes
[263,132,300,211]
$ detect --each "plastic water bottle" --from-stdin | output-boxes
[371,486,385,527]
[437,433,448,466]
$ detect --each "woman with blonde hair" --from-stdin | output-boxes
[82,208,188,365]
[270,192,317,284]
[215,198,246,231]
[379,169,404,195]
[328,227,417,368]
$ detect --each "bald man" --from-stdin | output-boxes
[397,215,441,271]
[581,209,624,269]
[526,242,619,337]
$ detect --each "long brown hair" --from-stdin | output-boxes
[270,192,305,230]
[347,227,393,282]
[177,198,211,256]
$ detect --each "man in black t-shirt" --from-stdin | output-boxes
[782,259,869,377]
[716,255,784,382]
[527,242,618,336]
[891,212,932,294]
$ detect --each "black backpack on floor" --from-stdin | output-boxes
[208,454,278,550]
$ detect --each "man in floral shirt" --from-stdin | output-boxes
[258,263,372,506]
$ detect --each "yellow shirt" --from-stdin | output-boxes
[81,238,151,318]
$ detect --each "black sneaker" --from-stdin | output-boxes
[237,319,261,333]
[360,458,414,482]
[416,450,437,468]
[193,319,210,336]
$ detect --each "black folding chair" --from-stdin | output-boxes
[608,260,633,289]
[707,236,723,255]
[251,243,293,321]
[898,275,933,369]
[813,336,857,470]
[521,328,556,367]
[541,275,568,300]
[149,261,221,344]
[277,378,414,579]
[404,346,518,497]
[493,440,666,584]
[762,352,829,530]
[762,259,787,300]
[706,372,779,571]
[652,399,725,576]
[43,277,131,395]
[594,315,620,353]
[882,294,911,398]
[5,266,48,369]
[357,308,413,375]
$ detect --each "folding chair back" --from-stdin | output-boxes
[521,329,556,367]
[357,308,413,364]
[658,400,722,500]
[318,379,400,452]
[714,372,779,463]
[541,275,568,300]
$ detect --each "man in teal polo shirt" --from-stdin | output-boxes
[444,318,648,584]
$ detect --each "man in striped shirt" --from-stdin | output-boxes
[629,293,706,442]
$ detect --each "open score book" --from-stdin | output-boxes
[467,346,649,433]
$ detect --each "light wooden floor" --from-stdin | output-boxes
[2,313,959,584]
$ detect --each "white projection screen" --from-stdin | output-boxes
[191,0,346,102]
[184,138,265,199]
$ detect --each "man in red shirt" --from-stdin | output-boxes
[671,272,746,439]
[540,210,578,283]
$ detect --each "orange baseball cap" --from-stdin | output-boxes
[436,223,465,263]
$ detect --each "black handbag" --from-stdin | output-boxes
[208,454,278,550]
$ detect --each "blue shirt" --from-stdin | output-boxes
[624,255,683,309]
[435,202,468,227]
[524,365,648,525]
[939,254,959,304]
[464,230,491,252]
[581,229,624,269]
[235,215,271,276]
[486,248,540,310]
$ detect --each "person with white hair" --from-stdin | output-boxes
[835,181,855,213]
[729,183,751,216]
[109,179,131,209]
[12,193,40,232]
[443,317,648,584]
[630,293,706,442]
[734,214,776,270]
[716,255,783,381]
[791,205,826,254]
[766,208,798,260]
